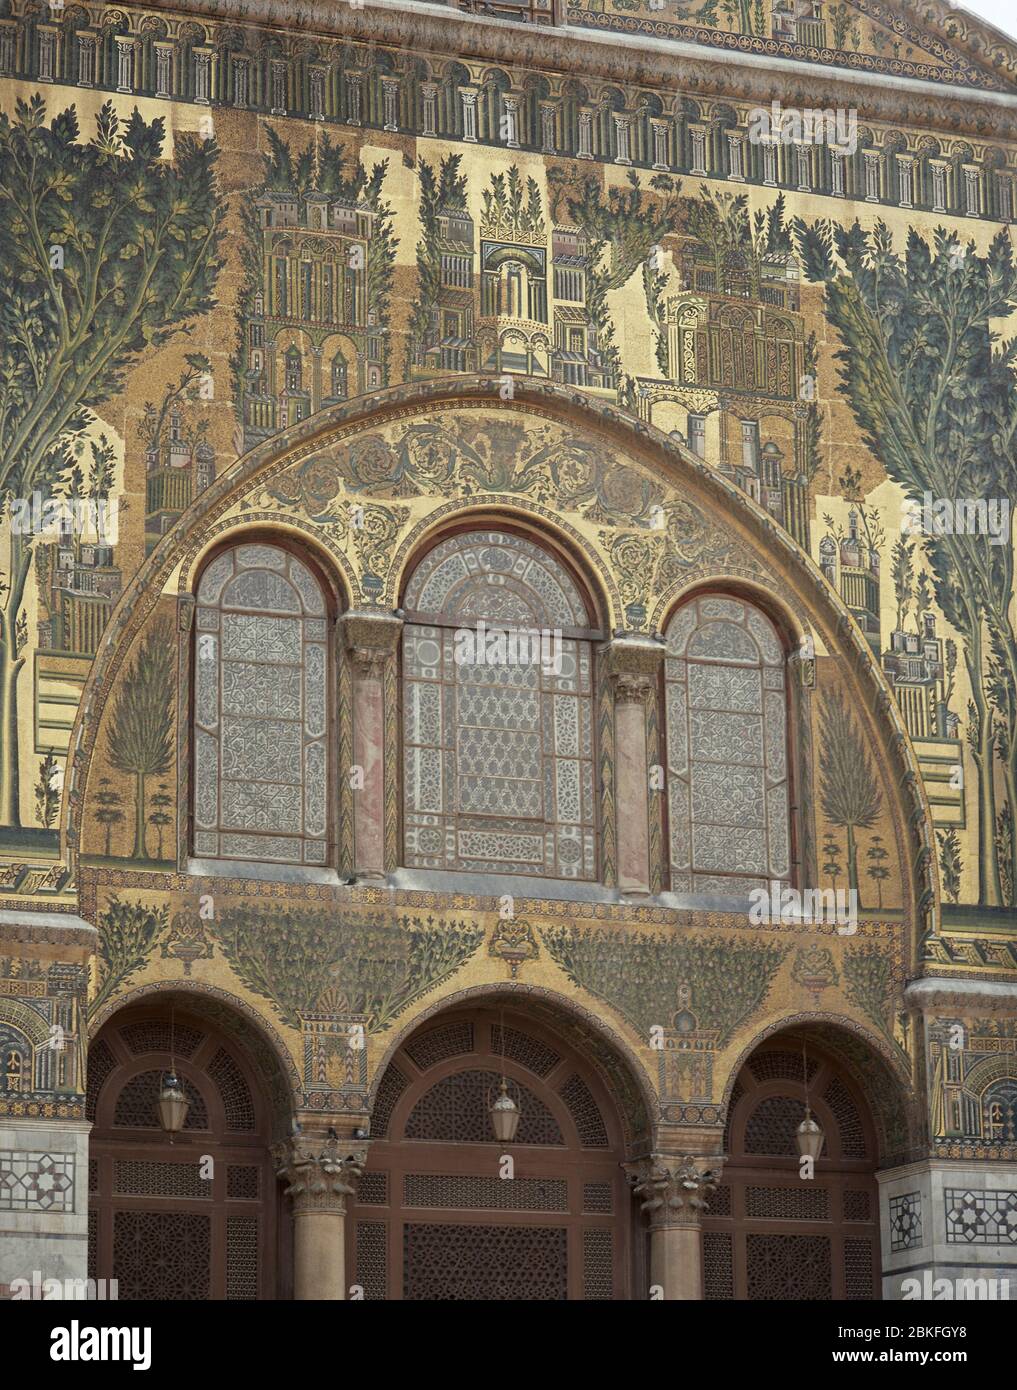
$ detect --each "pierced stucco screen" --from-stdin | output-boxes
[665,595,790,896]
[402,530,596,880]
[193,543,329,865]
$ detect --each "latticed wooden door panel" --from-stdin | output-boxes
[87,1008,276,1301]
[403,1223,568,1300]
[350,1010,629,1300]
[112,1211,213,1301]
[745,1233,832,1300]
[703,1043,881,1301]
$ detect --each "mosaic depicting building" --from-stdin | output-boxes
[1,0,1016,1303]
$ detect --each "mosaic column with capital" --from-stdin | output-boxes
[274,1135,366,1300]
[605,636,664,895]
[626,1155,721,1300]
[339,611,402,880]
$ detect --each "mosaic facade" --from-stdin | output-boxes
[0,0,1015,1301]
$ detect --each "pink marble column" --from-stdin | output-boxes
[606,638,664,895]
[340,612,401,881]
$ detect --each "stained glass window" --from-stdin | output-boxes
[402,530,596,880]
[193,542,329,866]
[665,594,790,896]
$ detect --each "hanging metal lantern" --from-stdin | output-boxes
[796,1106,825,1160]
[157,1073,190,1136]
[489,1078,521,1143]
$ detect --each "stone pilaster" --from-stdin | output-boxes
[339,611,402,881]
[604,636,664,895]
[0,911,96,1298]
[877,978,1017,1300]
[273,1134,367,1301]
[626,1154,722,1300]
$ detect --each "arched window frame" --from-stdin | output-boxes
[399,523,604,884]
[661,589,797,899]
[189,536,339,870]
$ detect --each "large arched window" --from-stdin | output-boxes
[193,542,330,866]
[402,529,597,880]
[665,593,790,897]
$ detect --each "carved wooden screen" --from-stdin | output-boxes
[703,1043,880,1300]
[193,541,329,865]
[664,593,790,896]
[402,531,597,879]
[87,1008,276,1301]
[348,1010,629,1299]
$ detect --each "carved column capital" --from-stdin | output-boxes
[339,609,402,679]
[613,673,653,704]
[787,642,816,689]
[625,1155,723,1229]
[273,1135,368,1215]
[603,635,664,703]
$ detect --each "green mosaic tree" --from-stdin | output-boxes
[866,833,890,910]
[87,433,116,545]
[822,833,843,890]
[34,752,59,829]
[937,827,963,905]
[891,536,914,632]
[148,783,173,861]
[406,153,468,376]
[548,166,683,386]
[91,897,167,1017]
[107,618,174,860]
[818,687,882,899]
[94,776,124,858]
[137,355,211,458]
[795,215,1017,906]
[0,96,223,829]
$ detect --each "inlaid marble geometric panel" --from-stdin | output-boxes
[403,531,596,879]
[0,1151,75,1212]
[194,543,329,865]
[665,596,790,896]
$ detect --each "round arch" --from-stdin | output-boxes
[179,515,357,608]
[655,575,811,663]
[354,995,650,1300]
[65,376,939,955]
[88,981,301,1139]
[394,504,612,636]
[368,982,657,1153]
[483,245,546,274]
[963,1053,1017,1097]
[707,1027,887,1300]
[191,527,346,619]
[86,993,292,1300]
[720,1014,919,1169]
